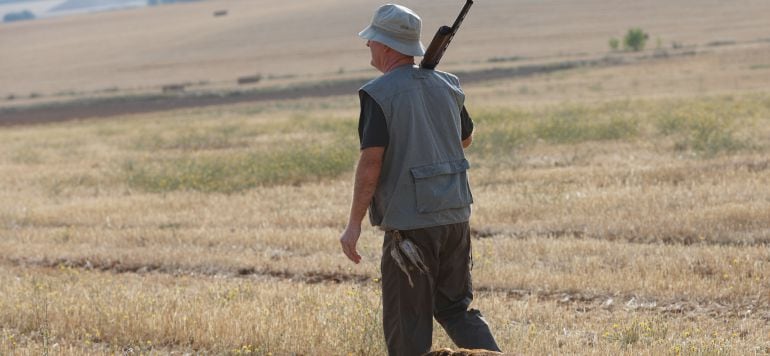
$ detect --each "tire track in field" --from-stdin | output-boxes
[0,50,698,126]
[3,255,768,320]
[474,285,769,320]
[470,226,770,246]
[2,255,371,284]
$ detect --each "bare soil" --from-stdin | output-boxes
[0,49,696,126]
[4,254,766,320]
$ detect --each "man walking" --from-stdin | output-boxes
[338,4,501,356]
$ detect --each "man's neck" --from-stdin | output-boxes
[383,57,415,73]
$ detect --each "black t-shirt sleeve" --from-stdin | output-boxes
[358,90,389,149]
[461,105,474,140]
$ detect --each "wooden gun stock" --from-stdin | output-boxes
[420,0,473,70]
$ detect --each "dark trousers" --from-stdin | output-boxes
[381,222,500,356]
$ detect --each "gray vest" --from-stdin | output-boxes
[360,65,472,231]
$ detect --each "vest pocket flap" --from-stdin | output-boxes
[410,159,470,179]
[410,159,472,214]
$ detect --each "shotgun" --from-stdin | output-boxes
[420,0,474,70]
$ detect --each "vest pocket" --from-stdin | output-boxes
[410,159,473,213]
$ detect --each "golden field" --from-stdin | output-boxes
[2,90,769,354]
[2,0,770,355]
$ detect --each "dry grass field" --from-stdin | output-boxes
[2,0,770,355]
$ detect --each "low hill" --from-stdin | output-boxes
[50,0,146,12]
[2,0,770,102]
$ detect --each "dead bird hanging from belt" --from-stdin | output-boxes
[388,230,430,287]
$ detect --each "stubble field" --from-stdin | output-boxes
[2,0,770,355]
[2,78,770,354]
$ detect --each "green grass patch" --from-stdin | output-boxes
[121,112,359,193]
[82,94,770,193]
[470,108,532,162]
[469,94,769,163]
[654,97,759,156]
[123,143,357,193]
[534,106,638,144]
[470,103,639,159]
[132,125,254,151]
[685,115,746,156]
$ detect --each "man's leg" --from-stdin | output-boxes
[433,222,501,351]
[381,231,437,356]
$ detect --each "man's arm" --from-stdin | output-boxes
[461,105,474,149]
[462,134,473,148]
[339,146,385,264]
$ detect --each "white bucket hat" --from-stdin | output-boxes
[359,4,426,57]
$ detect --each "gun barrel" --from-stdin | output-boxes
[451,0,473,31]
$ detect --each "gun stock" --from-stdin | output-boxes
[420,0,473,70]
[421,26,452,70]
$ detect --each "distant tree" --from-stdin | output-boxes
[609,37,620,51]
[3,9,35,23]
[623,28,649,52]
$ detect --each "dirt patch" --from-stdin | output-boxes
[3,255,371,285]
[471,223,770,246]
[0,79,370,126]
[3,255,766,319]
[0,52,696,127]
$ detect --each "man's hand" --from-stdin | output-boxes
[340,224,362,264]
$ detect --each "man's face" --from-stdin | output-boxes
[367,40,388,73]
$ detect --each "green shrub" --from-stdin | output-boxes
[624,28,648,51]
[609,38,620,51]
